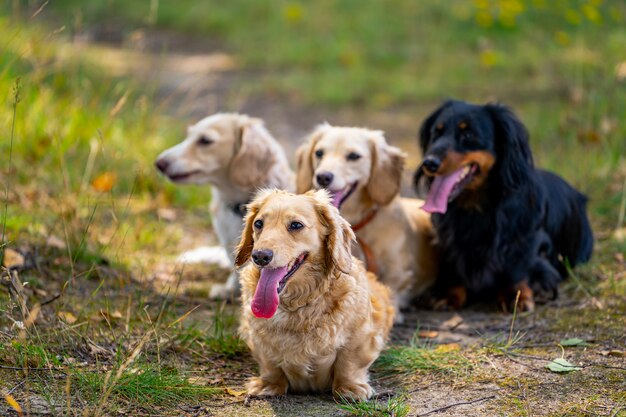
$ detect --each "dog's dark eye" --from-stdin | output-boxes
[346,152,361,161]
[254,219,264,229]
[288,221,304,231]
[461,131,476,145]
[197,135,213,146]
[314,149,324,158]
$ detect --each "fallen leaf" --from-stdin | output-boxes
[441,314,464,330]
[88,341,110,356]
[418,330,439,339]
[612,228,626,242]
[33,288,49,297]
[4,393,23,416]
[226,387,247,397]
[589,297,605,310]
[157,208,177,222]
[600,350,625,357]
[57,311,77,324]
[46,235,66,250]
[615,253,624,263]
[545,358,582,373]
[435,343,461,352]
[560,338,587,347]
[3,248,24,268]
[207,377,224,385]
[99,309,123,321]
[92,172,117,192]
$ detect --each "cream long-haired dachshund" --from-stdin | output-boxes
[236,189,394,400]
[155,113,294,299]
[296,124,437,317]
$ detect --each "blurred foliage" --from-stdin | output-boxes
[22,0,625,106]
[0,18,211,265]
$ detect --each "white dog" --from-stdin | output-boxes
[156,113,294,299]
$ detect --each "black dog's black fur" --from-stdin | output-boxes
[415,100,593,304]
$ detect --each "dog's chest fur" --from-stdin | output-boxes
[240,273,367,392]
[433,203,500,291]
[433,184,547,293]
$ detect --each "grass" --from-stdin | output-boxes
[0,15,212,270]
[338,393,411,417]
[375,339,473,378]
[74,363,220,410]
[0,260,238,414]
[26,0,626,107]
[175,303,247,359]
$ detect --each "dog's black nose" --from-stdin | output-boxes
[155,158,169,173]
[252,249,273,266]
[316,172,334,187]
[422,156,441,173]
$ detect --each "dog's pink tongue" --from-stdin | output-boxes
[330,189,345,208]
[421,168,465,214]
[251,266,288,319]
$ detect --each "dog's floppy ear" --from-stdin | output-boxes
[234,189,272,267]
[485,103,534,190]
[229,118,275,189]
[366,131,405,205]
[310,190,354,274]
[295,124,328,194]
[418,100,454,152]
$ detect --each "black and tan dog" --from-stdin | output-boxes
[414,100,593,311]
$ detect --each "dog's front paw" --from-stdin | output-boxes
[499,281,535,313]
[334,382,374,401]
[433,285,467,311]
[499,294,535,313]
[246,377,288,397]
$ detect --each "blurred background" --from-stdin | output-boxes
[2,1,625,258]
[1,1,625,414]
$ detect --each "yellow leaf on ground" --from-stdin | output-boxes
[225,387,247,397]
[92,172,117,192]
[5,393,23,416]
[2,248,25,268]
[435,343,461,353]
[98,309,123,321]
[417,330,439,339]
[58,311,77,324]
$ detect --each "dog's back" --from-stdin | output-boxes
[538,169,594,272]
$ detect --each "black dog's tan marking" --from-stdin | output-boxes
[423,150,495,190]
[415,100,594,312]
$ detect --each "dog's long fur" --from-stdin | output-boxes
[296,125,438,314]
[415,100,593,311]
[236,189,394,399]
[155,113,294,299]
